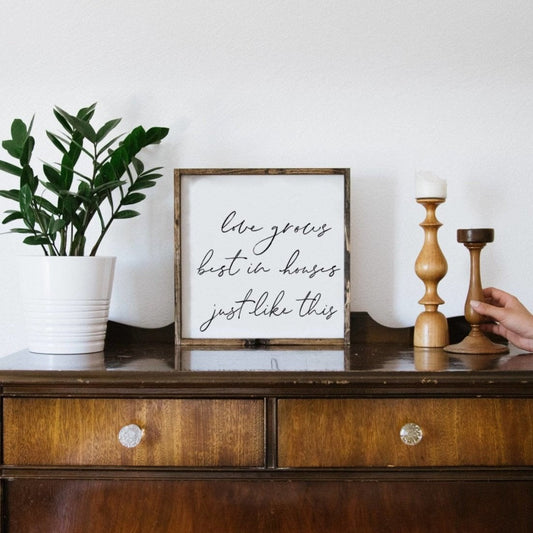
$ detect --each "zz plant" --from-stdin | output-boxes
[0,103,168,256]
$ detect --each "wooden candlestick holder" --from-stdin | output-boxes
[413,198,449,347]
[444,228,508,355]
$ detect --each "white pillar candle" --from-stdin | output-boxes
[415,171,447,199]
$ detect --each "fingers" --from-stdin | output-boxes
[480,321,504,337]
[482,287,513,307]
[470,299,506,323]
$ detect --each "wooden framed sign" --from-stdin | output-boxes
[174,168,350,346]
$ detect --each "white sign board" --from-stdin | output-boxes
[175,169,350,345]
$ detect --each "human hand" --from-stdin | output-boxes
[470,287,533,352]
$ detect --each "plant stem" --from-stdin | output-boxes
[31,197,60,256]
[89,215,112,256]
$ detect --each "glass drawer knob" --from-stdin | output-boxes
[118,424,143,448]
[400,423,423,446]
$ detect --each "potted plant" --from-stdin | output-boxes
[0,103,169,354]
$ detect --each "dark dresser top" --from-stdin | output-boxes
[0,313,532,396]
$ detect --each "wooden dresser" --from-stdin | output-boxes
[1,314,532,532]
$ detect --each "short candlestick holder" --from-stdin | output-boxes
[444,228,508,355]
[413,198,449,347]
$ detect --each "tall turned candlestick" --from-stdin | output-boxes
[444,228,508,354]
[414,198,449,347]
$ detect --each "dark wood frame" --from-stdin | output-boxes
[174,168,351,346]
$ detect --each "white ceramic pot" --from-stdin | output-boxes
[18,256,116,354]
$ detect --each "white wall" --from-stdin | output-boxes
[2,0,533,355]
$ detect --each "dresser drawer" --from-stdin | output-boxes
[6,478,533,533]
[3,398,264,467]
[278,398,533,467]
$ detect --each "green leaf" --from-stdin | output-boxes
[20,136,34,166]
[108,146,131,178]
[20,165,37,193]
[69,210,84,230]
[27,116,35,136]
[48,217,66,234]
[138,170,163,180]
[41,180,61,196]
[36,211,51,229]
[129,180,156,191]
[43,164,64,189]
[19,184,35,227]
[46,131,68,154]
[54,108,73,133]
[60,152,75,191]
[33,194,58,215]
[10,227,35,234]
[95,132,125,159]
[77,180,92,201]
[132,157,144,174]
[68,115,97,142]
[145,126,169,144]
[123,126,145,155]
[2,139,21,159]
[97,161,116,185]
[94,181,124,196]
[115,209,140,219]
[77,103,97,122]
[59,194,81,220]
[2,118,34,159]
[104,128,143,180]
[122,192,146,205]
[96,118,121,143]
[0,160,22,176]
[54,106,97,142]
[2,211,23,224]
[23,235,51,246]
[0,189,19,201]
[97,126,166,185]
[54,103,95,132]
[1,119,28,159]
[11,118,28,144]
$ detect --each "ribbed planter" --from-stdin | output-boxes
[18,256,116,354]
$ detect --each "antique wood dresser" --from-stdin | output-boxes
[0,313,532,532]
